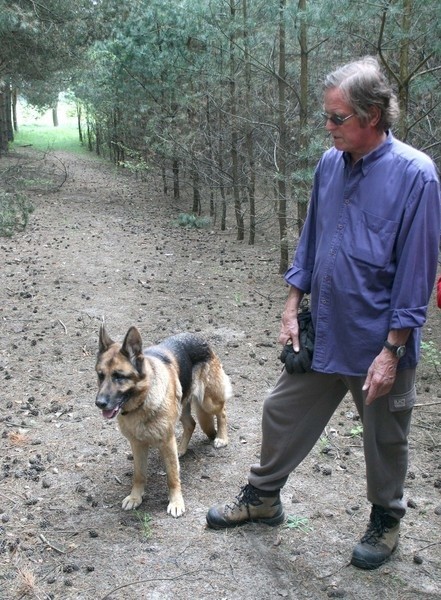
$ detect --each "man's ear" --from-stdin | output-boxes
[368,105,381,128]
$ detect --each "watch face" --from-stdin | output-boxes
[396,346,406,358]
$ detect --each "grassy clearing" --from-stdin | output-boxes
[11,123,87,154]
[10,100,87,153]
[11,99,88,155]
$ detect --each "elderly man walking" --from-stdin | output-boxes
[206,56,440,571]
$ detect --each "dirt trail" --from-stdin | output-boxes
[1,149,440,600]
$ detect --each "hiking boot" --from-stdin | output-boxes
[206,483,285,530]
[351,505,400,570]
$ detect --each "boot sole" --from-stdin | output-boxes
[350,555,390,570]
[206,509,285,530]
[351,541,398,570]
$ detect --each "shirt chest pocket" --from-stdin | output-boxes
[348,210,399,268]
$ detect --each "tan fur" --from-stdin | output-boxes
[95,326,232,517]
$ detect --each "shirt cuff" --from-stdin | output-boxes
[389,306,428,330]
[284,265,311,293]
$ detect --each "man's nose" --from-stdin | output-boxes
[324,118,336,131]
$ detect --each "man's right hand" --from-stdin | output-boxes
[278,286,304,351]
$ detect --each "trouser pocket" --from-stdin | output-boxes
[388,386,416,412]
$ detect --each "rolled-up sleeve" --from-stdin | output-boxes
[389,177,440,330]
[284,265,311,293]
[284,169,319,293]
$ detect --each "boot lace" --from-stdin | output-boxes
[227,484,262,510]
[361,506,396,546]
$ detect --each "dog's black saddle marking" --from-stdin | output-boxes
[144,348,173,364]
[144,334,212,399]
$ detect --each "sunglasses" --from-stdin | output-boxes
[322,112,355,126]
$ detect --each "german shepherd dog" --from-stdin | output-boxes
[95,325,232,517]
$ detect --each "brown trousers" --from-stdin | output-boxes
[248,368,416,520]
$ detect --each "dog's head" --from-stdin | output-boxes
[95,325,148,419]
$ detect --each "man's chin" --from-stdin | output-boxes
[332,137,344,147]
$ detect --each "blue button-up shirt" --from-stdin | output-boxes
[285,132,440,376]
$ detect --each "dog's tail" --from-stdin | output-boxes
[191,358,231,446]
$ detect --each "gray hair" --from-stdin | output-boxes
[324,56,400,131]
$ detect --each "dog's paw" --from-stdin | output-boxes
[213,437,228,449]
[121,494,142,511]
[167,497,185,518]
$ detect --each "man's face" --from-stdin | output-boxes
[323,88,377,162]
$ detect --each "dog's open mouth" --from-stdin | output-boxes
[102,405,122,420]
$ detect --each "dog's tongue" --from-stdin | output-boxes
[102,407,120,420]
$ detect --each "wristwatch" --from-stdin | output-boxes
[383,340,406,358]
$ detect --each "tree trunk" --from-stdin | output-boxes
[0,86,8,156]
[95,122,101,155]
[397,0,412,140]
[173,157,180,201]
[191,166,201,214]
[161,165,168,195]
[52,102,59,127]
[76,102,83,143]
[243,0,256,246]
[12,88,18,133]
[297,0,309,234]
[112,109,124,164]
[277,0,288,273]
[86,116,93,152]
[206,94,216,221]
[218,107,227,231]
[5,84,13,142]
[229,1,244,241]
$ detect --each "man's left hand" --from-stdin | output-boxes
[362,350,399,405]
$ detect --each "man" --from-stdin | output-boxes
[206,57,440,570]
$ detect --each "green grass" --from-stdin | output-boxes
[11,123,87,154]
[284,515,313,533]
[134,510,153,539]
[350,424,364,438]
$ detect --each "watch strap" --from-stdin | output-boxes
[383,339,406,357]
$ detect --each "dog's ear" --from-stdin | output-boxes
[99,325,114,352]
[121,327,145,376]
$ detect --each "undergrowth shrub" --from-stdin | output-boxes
[420,340,441,381]
[0,190,34,237]
[176,212,210,229]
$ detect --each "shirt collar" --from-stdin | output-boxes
[342,131,393,174]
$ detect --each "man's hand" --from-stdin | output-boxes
[279,312,300,351]
[362,350,399,405]
[278,286,304,351]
